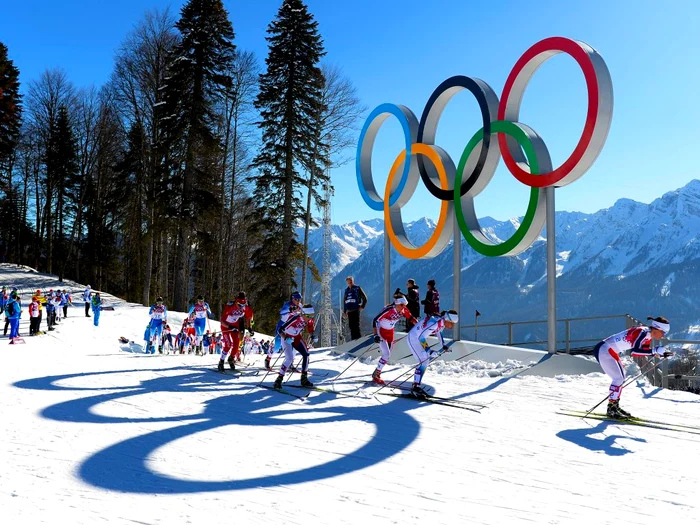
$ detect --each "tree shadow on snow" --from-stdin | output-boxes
[556,420,646,456]
[13,365,421,494]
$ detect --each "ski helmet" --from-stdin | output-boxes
[301,304,315,315]
[291,291,302,301]
[156,296,163,303]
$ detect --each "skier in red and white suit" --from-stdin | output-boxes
[218,292,254,372]
[371,296,416,385]
[272,304,315,390]
[594,316,672,418]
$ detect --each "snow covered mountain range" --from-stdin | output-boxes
[303,179,700,342]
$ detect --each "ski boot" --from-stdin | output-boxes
[410,383,429,399]
[217,360,225,373]
[264,356,272,370]
[273,375,283,390]
[372,369,385,385]
[227,357,236,371]
[606,400,630,419]
[300,372,314,388]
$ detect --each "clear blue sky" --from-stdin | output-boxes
[4,0,700,226]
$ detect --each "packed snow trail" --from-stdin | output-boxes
[1,266,699,525]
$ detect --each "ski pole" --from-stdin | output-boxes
[326,343,377,385]
[585,357,666,415]
[283,355,304,384]
[393,341,486,364]
[328,332,410,386]
[372,343,443,396]
[257,336,288,386]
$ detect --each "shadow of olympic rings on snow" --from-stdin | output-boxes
[13,366,421,494]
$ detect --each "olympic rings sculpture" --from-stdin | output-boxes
[356,37,613,258]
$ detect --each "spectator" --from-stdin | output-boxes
[91,292,102,327]
[29,295,41,335]
[6,291,21,343]
[421,279,440,317]
[343,276,368,341]
[406,278,420,331]
[83,285,92,317]
[0,286,7,314]
[62,290,72,318]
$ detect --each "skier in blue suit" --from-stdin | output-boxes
[148,297,168,354]
[265,291,302,370]
[187,295,212,353]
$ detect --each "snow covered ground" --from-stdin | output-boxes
[1,265,699,525]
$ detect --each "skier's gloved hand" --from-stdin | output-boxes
[662,351,674,358]
[373,334,381,344]
[442,345,451,352]
[285,337,293,344]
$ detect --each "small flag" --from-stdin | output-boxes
[475,310,481,317]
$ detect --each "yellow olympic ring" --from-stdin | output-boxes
[384,143,453,259]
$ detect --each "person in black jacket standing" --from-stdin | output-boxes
[343,276,368,340]
[406,278,420,331]
[421,279,440,316]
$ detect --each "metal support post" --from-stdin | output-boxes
[453,214,461,341]
[384,232,390,306]
[546,186,557,354]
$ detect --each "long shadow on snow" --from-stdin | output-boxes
[13,365,420,494]
[639,384,700,403]
[557,420,646,456]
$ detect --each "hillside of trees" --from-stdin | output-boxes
[0,0,363,331]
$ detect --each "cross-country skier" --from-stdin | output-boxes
[371,293,417,385]
[272,304,315,390]
[594,316,673,419]
[187,295,212,353]
[218,292,254,372]
[266,291,302,370]
[148,297,168,354]
[406,310,458,398]
[162,324,173,353]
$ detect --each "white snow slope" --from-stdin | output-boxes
[1,265,699,525]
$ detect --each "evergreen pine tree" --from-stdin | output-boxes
[159,0,236,311]
[250,0,325,329]
[45,105,79,277]
[0,41,23,261]
[0,41,22,184]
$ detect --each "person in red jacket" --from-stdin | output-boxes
[218,291,254,372]
[371,293,417,385]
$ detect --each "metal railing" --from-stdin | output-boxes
[460,313,637,353]
[461,313,700,394]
